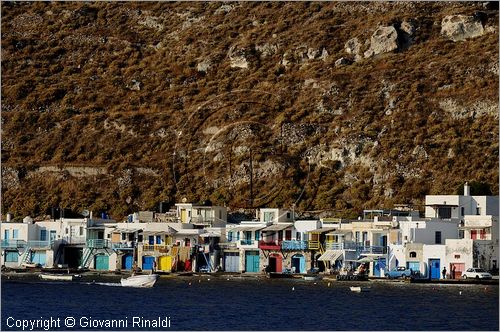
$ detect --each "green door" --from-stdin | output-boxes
[95,254,109,271]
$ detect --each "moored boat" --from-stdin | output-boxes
[350,286,370,292]
[303,275,323,281]
[39,273,79,281]
[121,274,159,288]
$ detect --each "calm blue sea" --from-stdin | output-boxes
[1,276,498,331]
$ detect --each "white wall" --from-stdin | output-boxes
[422,244,447,278]
[399,219,458,245]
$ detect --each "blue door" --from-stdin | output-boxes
[429,259,440,279]
[374,258,386,277]
[291,254,305,273]
[142,256,155,270]
[148,236,154,245]
[40,230,47,241]
[32,252,46,266]
[245,251,259,272]
[122,254,133,270]
[407,261,420,274]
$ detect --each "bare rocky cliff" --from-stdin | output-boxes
[1,2,498,219]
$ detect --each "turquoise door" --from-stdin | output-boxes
[142,256,155,270]
[95,255,109,270]
[407,261,420,274]
[122,254,133,270]
[291,254,305,273]
[429,259,440,279]
[32,252,46,266]
[245,251,259,272]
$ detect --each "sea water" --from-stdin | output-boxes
[1,277,498,330]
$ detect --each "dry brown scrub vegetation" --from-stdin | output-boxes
[1,1,498,220]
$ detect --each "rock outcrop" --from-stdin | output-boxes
[344,37,362,61]
[441,15,484,42]
[364,26,399,58]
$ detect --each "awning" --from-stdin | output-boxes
[199,232,221,238]
[357,256,375,263]
[142,231,172,235]
[261,224,293,232]
[327,230,350,235]
[308,227,336,233]
[318,250,343,262]
[230,226,266,232]
[114,228,138,233]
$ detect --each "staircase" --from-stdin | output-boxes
[79,248,94,269]
[18,246,32,266]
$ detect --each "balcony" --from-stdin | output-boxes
[325,241,358,250]
[360,245,386,255]
[308,240,320,250]
[258,240,281,250]
[0,239,27,249]
[190,216,215,226]
[143,244,170,253]
[218,242,238,249]
[240,239,255,246]
[86,239,110,249]
[28,240,52,249]
[282,240,307,250]
[111,242,135,250]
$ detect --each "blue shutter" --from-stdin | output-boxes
[40,230,47,241]
[12,230,18,239]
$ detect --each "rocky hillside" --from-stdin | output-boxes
[1,1,498,220]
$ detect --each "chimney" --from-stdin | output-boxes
[464,182,470,196]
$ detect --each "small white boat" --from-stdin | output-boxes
[303,275,323,281]
[39,273,76,281]
[21,262,40,268]
[121,274,159,288]
[350,286,370,292]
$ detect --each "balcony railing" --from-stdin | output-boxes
[218,242,237,249]
[28,240,52,248]
[282,240,307,250]
[0,239,27,249]
[308,240,320,250]
[190,216,215,225]
[360,245,386,254]
[111,242,135,250]
[258,240,281,250]
[86,239,110,249]
[143,244,170,253]
[240,239,255,245]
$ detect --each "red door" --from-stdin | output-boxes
[471,230,477,240]
[451,263,464,279]
[275,254,282,273]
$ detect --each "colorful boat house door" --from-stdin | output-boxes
[291,254,305,273]
[95,254,109,271]
[142,256,155,271]
[122,254,133,270]
[245,251,260,272]
[268,254,282,273]
[429,259,440,279]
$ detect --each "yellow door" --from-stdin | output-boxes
[180,209,187,223]
[159,256,172,272]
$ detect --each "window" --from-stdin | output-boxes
[79,227,84,236]
[458,230,464,239]
[5,251,18,262]
[197,210,201,216]
[471,230,477,240]
[219,210,222,219]
[296,232,301,241]
[461,207,464,216]
[156,236,162,244]
[65,228,69,234]
[236,232,240,241]
[107,234,111,239]
[188,211,191,217]
[476,207,481,215]
[244,231,252,241]
[255,232,260,241]
[285,230,292,241]
[50,230,57,241]
[480,229,486,240]
[40,230,47,241]
[4,230,9,240]
[122,233,126,241]
[409,251,417,258]
[287,212,290,219]
[264,212,274,222]
[438,207,452,219]
[435,231,442,244]
[228,232,233,242]
[454,254,460,259]
[278,231,283,241]
[12,229,18,239]
[355,231,360,243]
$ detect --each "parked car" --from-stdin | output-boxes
[461,268,492,280]
[386,266,413,279]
